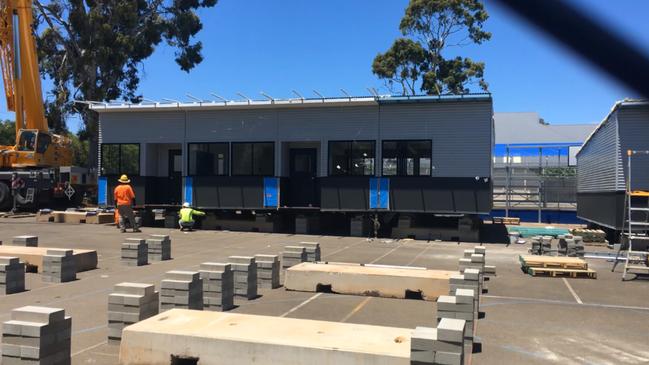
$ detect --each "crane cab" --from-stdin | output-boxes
[2,129,71,168]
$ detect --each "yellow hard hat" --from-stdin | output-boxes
[118,174,131,183]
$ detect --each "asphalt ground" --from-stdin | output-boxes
[0,219,647,364]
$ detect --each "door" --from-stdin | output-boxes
[289,148,318,207]
[168,149,183,205]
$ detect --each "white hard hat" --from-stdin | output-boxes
[182,202,190,208]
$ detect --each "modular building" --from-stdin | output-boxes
[91,94,493,239]
[576,99,649,233]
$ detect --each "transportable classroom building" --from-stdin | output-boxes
[92,94,493,238]
[576,99,649,232]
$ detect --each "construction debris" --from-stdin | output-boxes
[282,246,307,268]
[2,306,71,364]
[42,249,76,283]
[160,271,204,311]
[0,257,25,294]
[228,256,258,299]
[254,255,280,289]
[571,228,607,243]
[200,263,235,312]
[146,235,171,261]
[121,238,148,266]
[108,283,159,342]
[10,235,38,247]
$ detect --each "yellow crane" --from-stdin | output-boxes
[0,0,76,210]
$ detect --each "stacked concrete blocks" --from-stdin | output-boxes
[0,257,25,294]
[449,268,481,313]
[160,271,203,311]
[530,236,552,255]
[146,234,171,261]
[199,263,234,311]
[299,242,321,262]
[282,246,307,269]
[42,249,76,283]
[228,256,258,299]
[1,306,71,364]
[107,283,159,342]
[254,255,280,289]
[436,288,476,345]
[10,235,38,247]
[121,238,148,266]
[410,318,466,365]
[558,235,585,257]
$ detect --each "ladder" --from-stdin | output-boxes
[612,150,649,280]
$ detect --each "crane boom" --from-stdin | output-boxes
[0,0,48,136]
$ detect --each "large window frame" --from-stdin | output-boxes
[231,142,275,176]
[100,143,140,176]
[328,140,376,176]
[381,140,432,177]
[188,142,230,176]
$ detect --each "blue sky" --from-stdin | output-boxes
[4,0,649,131]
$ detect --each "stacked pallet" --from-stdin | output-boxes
[107,283,159,342]
[160,271,203,311]
[42,249,76,283]
[0,257,25,294]
[571,228,606,243]
[228,256,258,299]
[1,306,71,364]
[147,235,171,261]
[199,263,234,311]
[254,255,280,289]
[282,246,307,269]
[519,255,596,278]
[121,239,148,266]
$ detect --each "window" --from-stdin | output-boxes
[329,141,375,176]
[101,143,140,175]
[188,143,229,176]
[381,140,431,176]
[232,142,274,176]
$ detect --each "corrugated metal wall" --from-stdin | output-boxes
[577,112,621,192]
[617,105,649,191]
[379,101,492,178]
[97,99,492,179]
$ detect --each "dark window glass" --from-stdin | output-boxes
[36,133,51,154]
[101,144,139,175]
[329,141,375,176]
[232,142,274,176]
[381,140,432,176]
[188,143,229,176]
[101,144,120,175]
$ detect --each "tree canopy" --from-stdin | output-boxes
[34,0,218,165]
[0,120,15,146]
[372,0,491,95]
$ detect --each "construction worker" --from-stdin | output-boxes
[179,202,205,231]
[114,174,140,233]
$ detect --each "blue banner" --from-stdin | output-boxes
[369,177,389,209]
[98,177,107,206]
[184,177,193,206]
[263,177,279,208]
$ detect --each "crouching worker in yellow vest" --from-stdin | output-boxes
[179,202,205,231]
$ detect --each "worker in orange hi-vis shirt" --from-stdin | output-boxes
[114,174,141,233]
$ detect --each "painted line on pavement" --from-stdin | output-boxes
[341,297,372,322]
[280,292,323,317]
[562,278,583,304]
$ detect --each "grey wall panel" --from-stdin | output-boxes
[378,101,492,178]
[617,105,649,191]
[186,110,278,142]
[99,112,185,143]
[576,112,620,192]
[576,191,625,229]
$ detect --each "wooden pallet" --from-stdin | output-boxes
[492,217,520,225]
[519,255,588,270]
[527,267,597,279]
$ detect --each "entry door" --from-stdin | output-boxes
[168,149,183,205]
[289,148,319,207]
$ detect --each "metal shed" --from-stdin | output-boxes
[576,99,649,230]
[91,94,493,236]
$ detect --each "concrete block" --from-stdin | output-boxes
[228,256,255,265]
[46,249,73,257]
[165,270,200,282]
[200,262,231,272]
[11,236,38,247]
[437,318,465,343]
